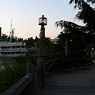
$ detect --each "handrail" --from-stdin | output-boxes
[1,63,43,95]
[45,58,59,76]
[1,59,58,95]
[1,73,33,95]
[46,58,58,71]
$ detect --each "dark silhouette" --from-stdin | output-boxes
[55,0,95,58]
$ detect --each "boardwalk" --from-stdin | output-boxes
[40,66,95,95]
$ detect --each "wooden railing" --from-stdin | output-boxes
[1,59,57,95]
[2,58,91,95]
[1,63,44,95]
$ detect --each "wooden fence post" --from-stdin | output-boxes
[38,57,45,86]
[27,63,37,95]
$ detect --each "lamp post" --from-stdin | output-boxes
[38,15,47,86]
[65,39,68,57]
[39,15,47,53]
[65,31,68,58]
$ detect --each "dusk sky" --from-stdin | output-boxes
[0,0,84,39]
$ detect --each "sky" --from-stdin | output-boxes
[0,0,83,39]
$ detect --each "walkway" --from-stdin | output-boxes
[40,66,95,95]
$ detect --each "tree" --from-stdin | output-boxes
[69,0,95,5]
[24,37,34,47]
[69,0,95,33]
[34,36,39,42]
[17,38,23,42]
[55,21,87,57]
[55,0,95,58]
[69,0,95,56]
[1,34,8,41]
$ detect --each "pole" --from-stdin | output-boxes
[40,25,45,53]
[38,25,45,86]
[65,39,67,57]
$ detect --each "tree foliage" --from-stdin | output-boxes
[55,0,95,58]
[24,37,34,47]
[69,0,95,7]
[1,34,8,41]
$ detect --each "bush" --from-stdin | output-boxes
[0,56,38,92]
[0,62,26,91]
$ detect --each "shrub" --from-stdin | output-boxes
[0,62,26,91]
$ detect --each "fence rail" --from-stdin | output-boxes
[2,73,34,95]
[1,63,44,95]
[1,59,57,95]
